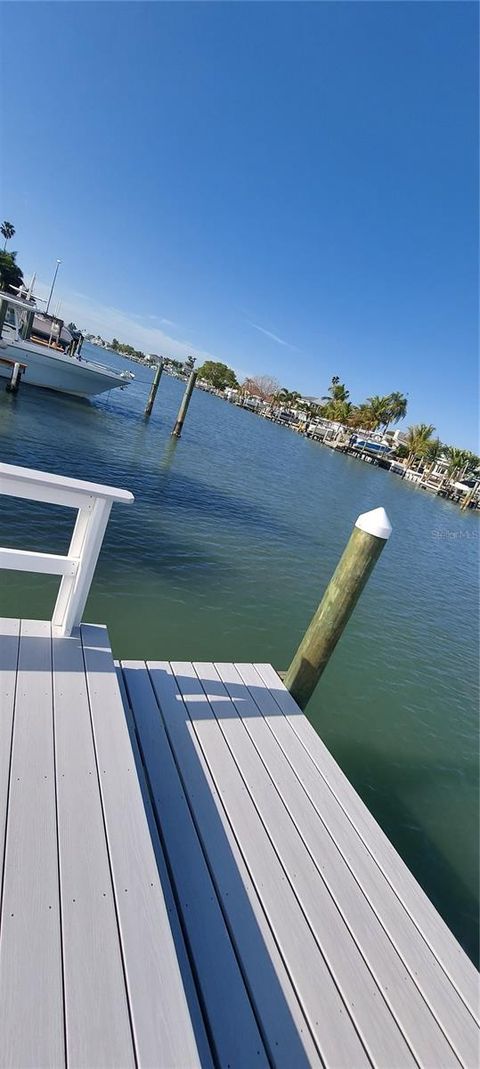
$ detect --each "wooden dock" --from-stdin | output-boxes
[1,618,478,1068]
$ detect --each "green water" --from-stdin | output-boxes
[1,346,478,964]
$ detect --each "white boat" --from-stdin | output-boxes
[0,292,134,398]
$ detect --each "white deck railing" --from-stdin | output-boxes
[0,462,134,636]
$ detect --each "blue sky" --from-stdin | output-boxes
[1,2,478,447]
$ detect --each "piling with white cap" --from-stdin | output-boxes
[144,359,164,418]
[5,362,24,394]
[284,507,392,710]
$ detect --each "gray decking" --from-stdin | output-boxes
[0,619,478,1068]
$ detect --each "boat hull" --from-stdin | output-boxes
[0,340,130,397]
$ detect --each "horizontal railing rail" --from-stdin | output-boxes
[0,461,134,636]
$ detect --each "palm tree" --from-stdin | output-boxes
[273,388,302,409]
[423,437,443,470]
[353,403,379,432]
[321,399,354,435]
[272,387,290,407]
[0,249,24,293]
[386,391,408,426]
[444,447,476,484]
[1,221,15,250]
[362,395,391,431]
[465,451,480,475]
[322,375,350,404]
[404,424,436,468]
[419,438,444,484]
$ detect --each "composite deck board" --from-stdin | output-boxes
[0,616,478,1069]
[121,660,270,1069]
[253,662,480,1019]
[125,660,320,1068]
[232,661,478,1067]
[114,664,214,1069]
[185,662,424,1068]
[0,620,64,1068]
[52,630,134,1068]
[163,660,373,1068]
[80,624,205,1069]
[223,662,474,1067]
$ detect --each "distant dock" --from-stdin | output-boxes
[0,463,478,1067]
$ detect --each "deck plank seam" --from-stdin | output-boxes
[230,663,468,1068]
[174,662,374,1069]
[254,706,472,1067]
[141,660,281,1069]
[192,663,429,1068]
[0,619,65,1064]
[119,653,270,1065]
[254,664,480,1024]
[141,659,325,1068]
[115,660,216,1069]
[79,628,139,1069]
[50,622,69,1069]
[0,619,20,937]
[119,663,222,1069]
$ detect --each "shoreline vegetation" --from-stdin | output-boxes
[91,335,479,512]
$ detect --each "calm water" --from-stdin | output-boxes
[1,344,478,964]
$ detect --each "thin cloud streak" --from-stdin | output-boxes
[247,319,298,350]
[33,281,215,364]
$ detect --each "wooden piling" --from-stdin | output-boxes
[144,360,164,417]
[284,507,392,710]
[171,370,197,438]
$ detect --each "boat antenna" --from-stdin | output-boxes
[26,273,36,301]
[45,259,61,316]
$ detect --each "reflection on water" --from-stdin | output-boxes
[0,344,478,964]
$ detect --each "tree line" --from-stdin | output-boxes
[200,366,408,434]
[396,426,478,482]
[198,363,479,479]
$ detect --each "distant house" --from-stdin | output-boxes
[385,428,409,445]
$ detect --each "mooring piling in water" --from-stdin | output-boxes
[284,506,392,710]
[171,369,198,437]
[144,360,164,417]
[2,357,26,394]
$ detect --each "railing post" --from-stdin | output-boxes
[52,497,112,636]
[284,507,392,710]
